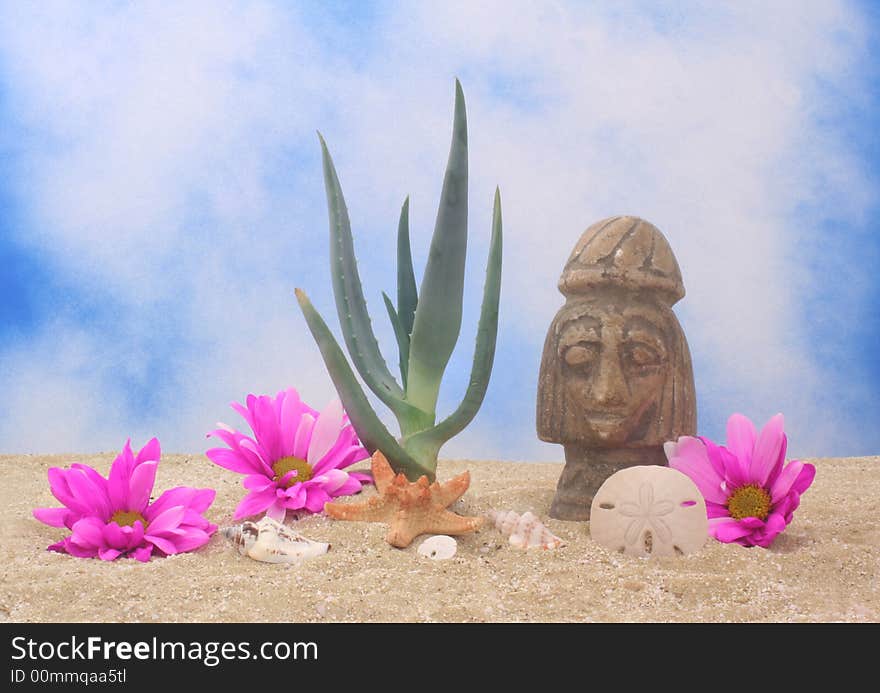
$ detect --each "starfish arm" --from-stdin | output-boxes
[432,471,471,507]
[370,451,396,495]
[430,508,485,536]
[385,523,418,549]
[324,495,395,523]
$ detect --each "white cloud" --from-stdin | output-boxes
[0,1,873,459]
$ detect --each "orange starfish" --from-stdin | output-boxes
[323,451,484,548]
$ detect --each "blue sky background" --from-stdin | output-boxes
[0,0,877,461]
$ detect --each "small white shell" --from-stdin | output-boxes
[417,535,457,560]
[589,465,707,557]
[486,510,564,550]
[222,516,330,564]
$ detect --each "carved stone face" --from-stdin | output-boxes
[556,296,671,446]
[536,216,697,520]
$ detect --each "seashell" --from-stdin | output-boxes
[486,510,564,550]
[589,465,707,557]
[222,516,330,564]
[417,535,457,560]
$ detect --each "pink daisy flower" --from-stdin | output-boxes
[664,413,815,548]
[206,388,371,521]
[33,438,217,562]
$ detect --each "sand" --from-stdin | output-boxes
[0,453,877,623]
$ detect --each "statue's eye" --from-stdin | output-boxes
[625,341,662,368]
[563,343,599,369]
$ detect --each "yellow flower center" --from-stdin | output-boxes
[272,456,313,488]
[110,510,147,528]
[727,484,772,521]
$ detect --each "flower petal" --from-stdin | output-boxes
[750,413,785,487]
[284,483,308,510]
[232,396,257,432]
[293,413,315,460]
[303,487,330,513]
[69,517,106,549]
[279,388,304,457]
[243,474,274,491]
[165,527,212,553]
[70,464,110,496]
[147,487,215,519]
[252,395,283,462]
[132,545,153,562]
[102,522,126,548]
[329,476,363,498]
[106,520,145,550]
[312,436,365,475]
[777,492,801,524]
[98,547,122,561]
[747,512,787,548]
[66,468,111,521]
[705,501,730,519]
[316,469,351,494]
[135,437,162,465]
[666,436,727,504]
[127,461,158,513]
[107,455,132,510]
[47,539,68,554]
[147,535,178,555]
[47,467,92,516]
[233,488,278,519]
[770,459,806,504]
[146,506,186,535]
[791,462,816,495]
[265,502,287,522]
[698,437,744,488]
[710,519,756,543]
[726,413,756,464]
[33,507,71,528]
[765,433,787,489]
[308,399,345,466]
[206,447,260,475]
[64,539,99,558]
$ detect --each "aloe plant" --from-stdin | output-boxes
[295,79,502,482]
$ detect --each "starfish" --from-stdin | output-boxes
[323,450,484,548]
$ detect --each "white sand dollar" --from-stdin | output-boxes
[417,535,457,560]
[589,466,707,557]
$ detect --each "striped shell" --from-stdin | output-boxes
[486,510,564,550]
[222,516,330,564]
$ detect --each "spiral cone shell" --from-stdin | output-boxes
[486,510,564,550]
[222,516,330,564]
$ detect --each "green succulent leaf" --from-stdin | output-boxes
[406,79,468,413]
[408,186,503,452]
[318,132,405,408]
[396,196,418,337]
[382,291,410,390]
[295,288,431,480]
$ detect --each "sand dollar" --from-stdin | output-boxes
[417,535,457,560]
[589,465,707,557]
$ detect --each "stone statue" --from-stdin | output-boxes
[537,216,696,521]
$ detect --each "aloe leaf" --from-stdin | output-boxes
[396,196,418,337]
[317,132,405,407]
[407,187,502,451]
[406,79,468,413]
[382,291,410,390]
[295,288,432,479]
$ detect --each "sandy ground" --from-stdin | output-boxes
[0,452,877,623]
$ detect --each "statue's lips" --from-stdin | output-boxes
[585,411,631,425]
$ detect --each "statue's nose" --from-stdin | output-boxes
[591,350,627,406]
